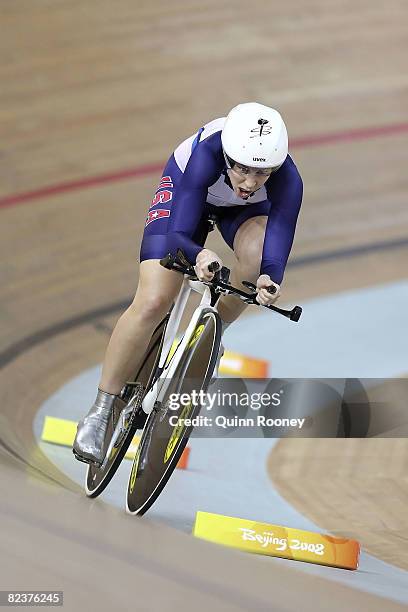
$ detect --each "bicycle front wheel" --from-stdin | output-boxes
[126,307,221,515]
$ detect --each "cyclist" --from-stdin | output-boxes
[73,102,303,465]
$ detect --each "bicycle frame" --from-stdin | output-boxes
[141,277,216,415]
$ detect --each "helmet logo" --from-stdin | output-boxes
[250,118,272,138]
[253,157,266,162]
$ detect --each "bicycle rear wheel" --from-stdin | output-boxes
[126,307,221,515]
[85,314,168,498]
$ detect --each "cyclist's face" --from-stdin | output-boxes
[228,163,272,200]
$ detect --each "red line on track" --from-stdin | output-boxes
[0,162,164,210]
[1,122,408,210]
[291,122,408,148]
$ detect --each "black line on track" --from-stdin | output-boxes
[289,235,408,267]
[1,235,407,369]
[0,299,130,369]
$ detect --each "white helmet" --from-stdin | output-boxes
[221,102,288,169]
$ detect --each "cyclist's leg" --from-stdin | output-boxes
[73,259,183,463]
[99,260,183,395]
[74,154,184,463]
[216,202,270,326]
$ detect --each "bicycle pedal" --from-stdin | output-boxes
[111,415,130,449]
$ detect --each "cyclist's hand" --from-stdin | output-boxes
[195,249,223,281]
[256,275,281,305]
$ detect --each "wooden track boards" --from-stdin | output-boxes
[1,0,408,603]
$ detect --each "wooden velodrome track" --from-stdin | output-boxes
[1,1,408,609]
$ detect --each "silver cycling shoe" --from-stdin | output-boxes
[73,389,118,465]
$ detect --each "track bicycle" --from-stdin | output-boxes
[83,249,302,513]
